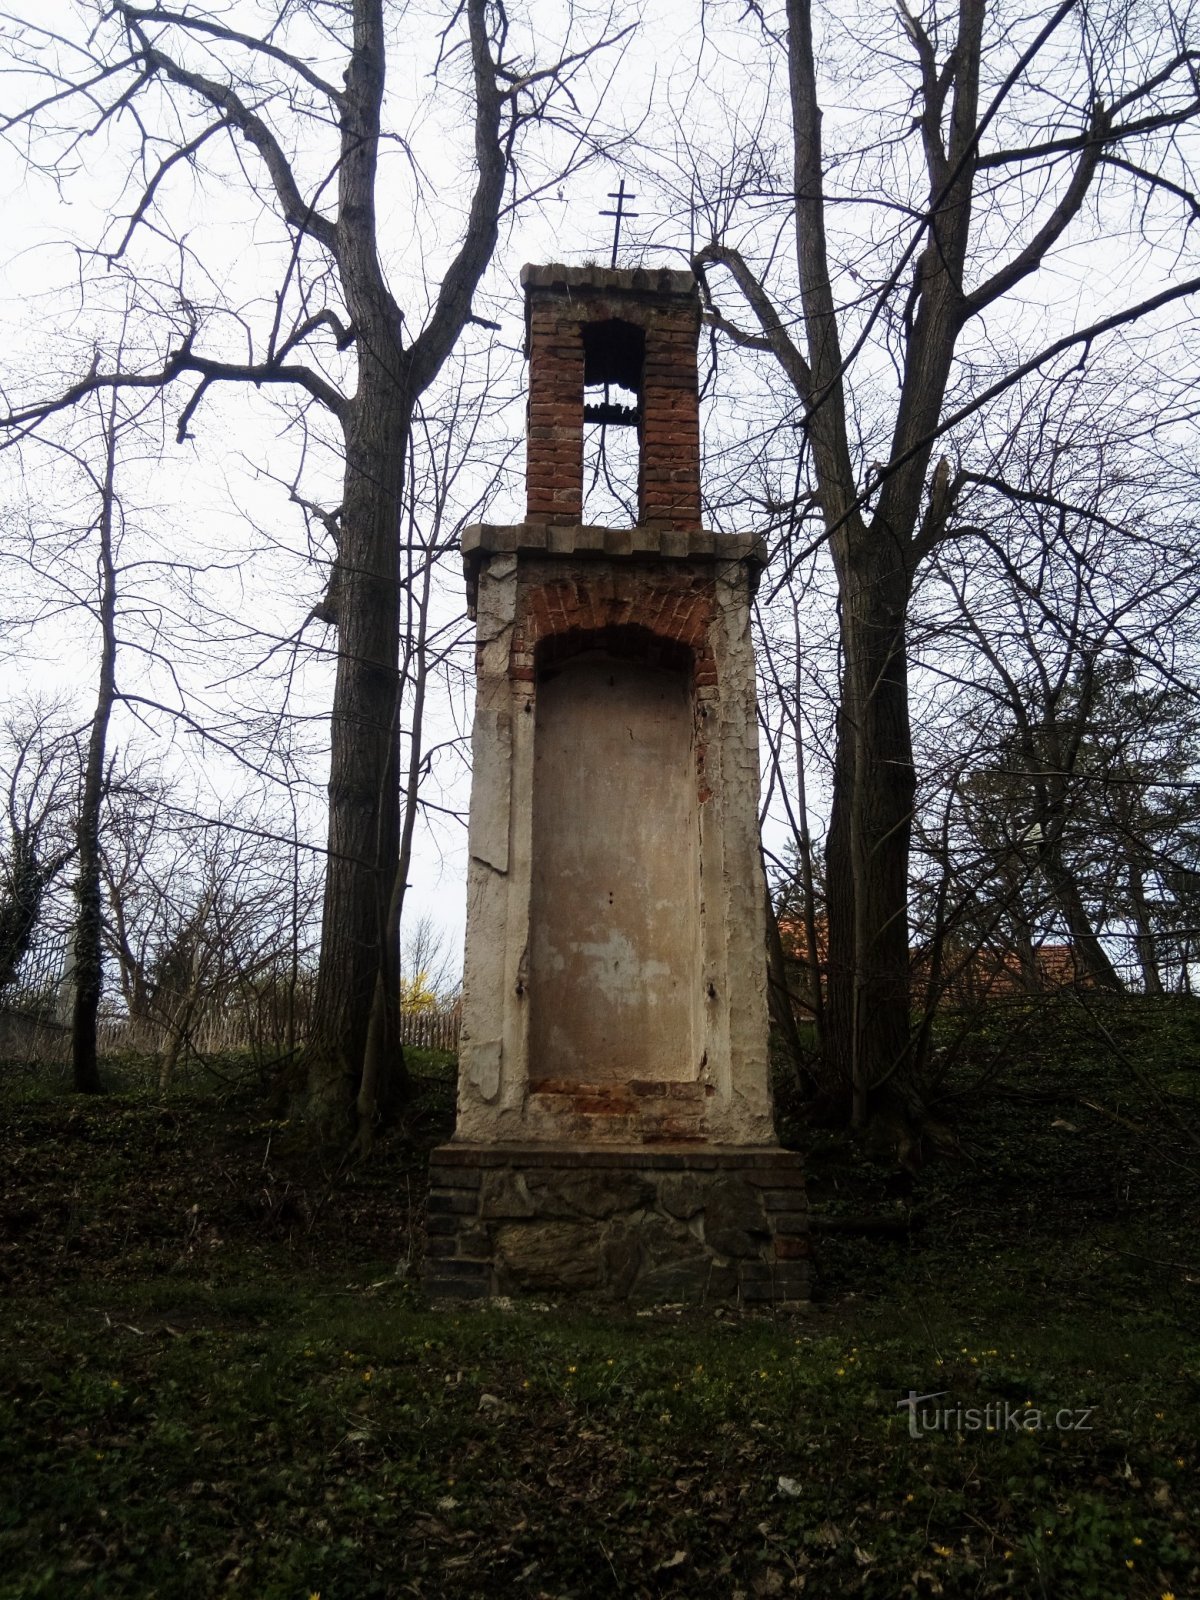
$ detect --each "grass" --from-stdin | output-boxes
[0,1010,1198,1599]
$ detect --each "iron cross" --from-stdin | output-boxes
[599,178,639,268]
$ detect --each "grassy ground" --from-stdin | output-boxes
[1,1002,1198,1600]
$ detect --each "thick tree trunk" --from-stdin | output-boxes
[297,0,506,1141]
[764,881,815,1096]
[791,620,825,1048]
[824,694,856,1107]
[1127,859,1164,996]
[826,549,917,1130]
[783,0,978,1141]
[302,0,412,1140]
[1007,881,1041,993]
[305,386,409,1135]
[1041,851,1124,992]
[355,547,435,1143]
[71,405,119,1096]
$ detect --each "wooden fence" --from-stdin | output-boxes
[1,983,460,1065]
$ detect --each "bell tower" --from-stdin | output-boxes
[424,265,809,1306]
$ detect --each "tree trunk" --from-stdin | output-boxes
[828,548,918,1130]
[764,880,815,1096]
[305,385,409,1136]
[105,884,151,1025]
[823,692,856,1110]
[298,0,507,1142]
[71,401,119,1096]
[158,995,194,1092]
[1009,887,1041,994]
[1041,851,1124,992]
[302,0,412,1140]
[1127,858,1164,996]
[355,541,435,1145]
[785,0,975,1138]
[791,617,825,1048]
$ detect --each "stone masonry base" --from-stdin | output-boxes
[423,1144,809,1306]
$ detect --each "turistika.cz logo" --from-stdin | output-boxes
[898,1389,1096,1439]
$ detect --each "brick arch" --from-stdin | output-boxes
[536,623,693,677]
[517,569,718,683]
[510,566,721,804]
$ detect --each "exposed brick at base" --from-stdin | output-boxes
[423,1144,810,1307]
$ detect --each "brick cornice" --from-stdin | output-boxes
[462,522,767,617]
[520,262,697,303]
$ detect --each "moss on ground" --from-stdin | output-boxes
[0,1013,1197,1598]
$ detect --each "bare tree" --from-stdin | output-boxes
[0,704,77,997]
[1,0,629,1140]
[677,0,1200,1139]
[95,777,323,1083]
[68,392,131,1094]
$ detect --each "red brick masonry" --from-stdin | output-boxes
[523,263,703,529]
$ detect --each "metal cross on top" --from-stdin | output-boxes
[599,177,639,268]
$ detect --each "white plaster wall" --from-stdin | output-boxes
[700,560,774,1142]
[456,554,520,1135]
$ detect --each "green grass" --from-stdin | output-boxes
[1,1010,1197,1598]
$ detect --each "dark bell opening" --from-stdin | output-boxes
[582,319,645,395]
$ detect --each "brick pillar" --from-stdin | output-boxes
[639,319,702,530]
[526,303,584,524]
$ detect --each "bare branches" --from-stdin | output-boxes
[411,1,631,398]
[408,0,505,399]
[1101,153,1200,224]
[682,1,1200,1105]
[966,97,1108,314]
[693,241,812,392]
[785,0,857,508]
[120,17,339,257]
[1,339,348,444]
[112,4,346,106]
[105,118,229,264]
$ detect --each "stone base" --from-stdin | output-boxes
[423,1143,809,1306]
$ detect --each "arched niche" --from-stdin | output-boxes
[528,628,702,1086]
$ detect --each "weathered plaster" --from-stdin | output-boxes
[455,528,774,1147]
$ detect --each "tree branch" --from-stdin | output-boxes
[121,20,339,257]
[767,265,1200,600]
[966,99,1109,314]
[105,117,229,263]
[407,0,505,398]
[698,307,773,352]
[785,0,859,511]
[1,344,347,443]
[1100,152,1200,222]
[114,3,346,106]
[693,243,812,391]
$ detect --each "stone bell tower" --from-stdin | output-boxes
[424,265,808,1305]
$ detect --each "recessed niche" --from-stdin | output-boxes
[528,644,700,1085]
